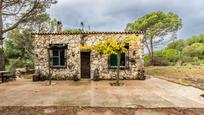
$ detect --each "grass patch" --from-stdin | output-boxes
[175,79,192,85]
[145,66,204,90]
[145,66,204,78]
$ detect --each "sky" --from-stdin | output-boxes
[47,0,204,40]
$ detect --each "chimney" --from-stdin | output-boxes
[56,21,62,32]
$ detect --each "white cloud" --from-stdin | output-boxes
[47,0,204,39]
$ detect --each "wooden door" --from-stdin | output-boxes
[81,52,90,79]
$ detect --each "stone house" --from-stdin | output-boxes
[32,32,145,80]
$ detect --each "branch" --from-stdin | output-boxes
[2,0,21,9]
[144,40,151,55]
[2,12,18,15]
[2,0,39,33]
[2,1,24,16]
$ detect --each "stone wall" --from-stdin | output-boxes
[32,32,145,80]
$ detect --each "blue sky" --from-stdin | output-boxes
[48,0,204,40]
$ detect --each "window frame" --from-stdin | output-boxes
[49,44,67,69]
[108,51,129,69]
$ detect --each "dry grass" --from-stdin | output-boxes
[145,66,204,78]
[145,66,204,89]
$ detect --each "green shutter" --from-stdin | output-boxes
[120,53,126,66]
[110,54,117,66]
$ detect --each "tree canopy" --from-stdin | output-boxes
[126,11,182,65]
[0,0,57,70]
[4,29,33,70]
[166,39,185,51]
[145,34,204,66]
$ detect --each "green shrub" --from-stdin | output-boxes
[182,43,204,59]
[144,54,151,66]
[144,54,170,66]
[6,58,34,71]
[153,56,170,66]
[186,34,204,45]
[154,49,180,65]
[161,49,180,62]
[166,40,185,51]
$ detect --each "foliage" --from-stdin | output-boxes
[144,55,151,66]
[166,40,185,51]
[160,49,180,62]
[182,43,204,59]
[144,54,169,66]
[24,13,58,33]
[153,56,170,66]
[186,34,204,45]
[0,0,57,70]
[79,45,93,51]
[145,49,180,66]
[4,29,34,70]
[80,34,140,55]
[148,33,204,66]
[126,12,182,37]
[126,11,182,65]
[1,0,57,34]
[93,34,140,56]
[63,29,84,33]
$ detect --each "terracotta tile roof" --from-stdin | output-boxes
[31,31,143,35]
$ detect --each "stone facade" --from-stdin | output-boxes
[32,32,145,80]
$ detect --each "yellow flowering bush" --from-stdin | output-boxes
[80,34,140,55]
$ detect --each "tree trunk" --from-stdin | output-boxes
[150,38,154,65]
[0,0,5,71]
[47,49,51,85]
[116,53,121,86]
[0,39,4,71]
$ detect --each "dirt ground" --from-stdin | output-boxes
[0,106,204,115]
[0,78,204,108]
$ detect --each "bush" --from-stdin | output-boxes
[154,49,180,65]
[166,40,185,51]
[186,34,204,45]
[182,56,202,65]
[161,49,180,62]
[6,58,34,71]
[144,54,151,66]
[153,56,170,66]
[182,43,204,59]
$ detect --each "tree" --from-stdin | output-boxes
[125,11,182,65]
[166,39,185,51]
[23,13,58,33]
[4,29,33,70]
[80,35,140,86]
[0,0,57,70]
[182,43,204,59]
[186,34,204,46]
